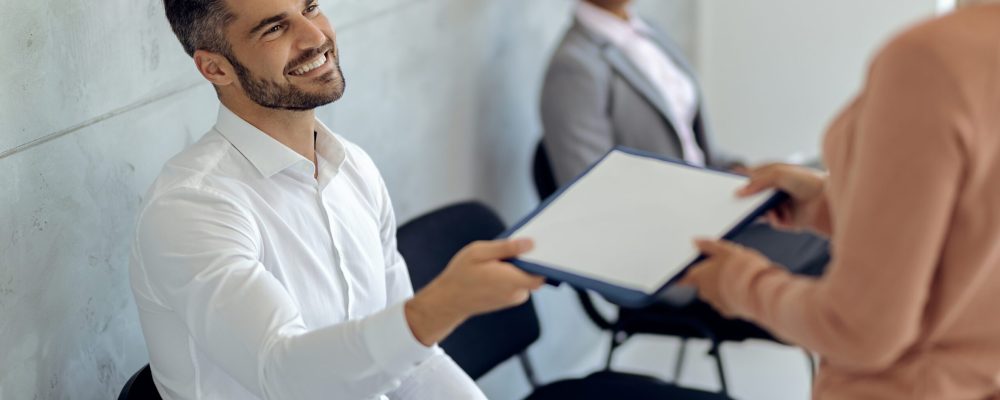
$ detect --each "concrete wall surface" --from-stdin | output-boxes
[0,1,696,399]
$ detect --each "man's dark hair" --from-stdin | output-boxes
[163,0,237,57]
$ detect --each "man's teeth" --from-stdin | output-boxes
[290,53,327,76]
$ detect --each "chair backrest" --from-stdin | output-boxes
[118,364,162,400]
[396,202,541,380]
[532,141,558,200]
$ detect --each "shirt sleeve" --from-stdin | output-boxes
[134,187,435,399]
[387,353,487,400]
[718,32,966,373]
[372,172,487,398]
[374,174,416,307]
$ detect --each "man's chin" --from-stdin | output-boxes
[303,85,345,105]
[317,71,339,84]
[290,71,343,93]
[313,76,346,103]
[262,91,343,111]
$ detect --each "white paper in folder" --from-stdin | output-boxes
[507,148,777,297]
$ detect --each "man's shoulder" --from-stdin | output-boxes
[143,129,248,206]
[333,133,385,186]
[335,134,371,164]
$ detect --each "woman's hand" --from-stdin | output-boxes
[737,164,828,232]
[678,239,774,318]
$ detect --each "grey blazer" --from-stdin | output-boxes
[541,19,739,185]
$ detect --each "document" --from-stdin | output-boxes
[502,147,782,307]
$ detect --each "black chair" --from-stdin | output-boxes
[397,201,731,399]
[118,364,162,400]
[532,142,826,395]
[398,201,541,382]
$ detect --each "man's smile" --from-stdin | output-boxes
[288,50,333,77]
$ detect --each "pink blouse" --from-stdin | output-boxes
[720,6,1000,399]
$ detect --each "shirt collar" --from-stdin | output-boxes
[214,105,346,179]
[575,1,653,47]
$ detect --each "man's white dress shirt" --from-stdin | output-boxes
[576,2,706,167]
[129,106,485,399]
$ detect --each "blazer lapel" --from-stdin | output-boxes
[569,18,717,164]
[570,19,683,136]
[600,45,681,128]
[634,20,715,160]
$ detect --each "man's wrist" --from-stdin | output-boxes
[405,285,467,347]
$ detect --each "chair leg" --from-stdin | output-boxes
[673,338,688,383]
[708,342,730,396]
[517,352,541,389]
[604,331,627,370]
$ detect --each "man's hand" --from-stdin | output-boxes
[737,164,828,232]
[405,238,545,346]
[678,239,774,318]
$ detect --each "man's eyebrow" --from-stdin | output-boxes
[247,12,288,38]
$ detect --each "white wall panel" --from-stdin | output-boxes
[697,0,939,164]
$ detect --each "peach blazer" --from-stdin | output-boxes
[719,6,1000,399]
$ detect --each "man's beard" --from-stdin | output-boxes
[224,39,346,111]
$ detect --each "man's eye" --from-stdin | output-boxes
[305,4,319,15]
[264,25,283,36]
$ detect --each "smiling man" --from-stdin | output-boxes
[128,0,544,399]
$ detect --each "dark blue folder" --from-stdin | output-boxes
[499,146,787,308]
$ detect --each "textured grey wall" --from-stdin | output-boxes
[0,1,696,399]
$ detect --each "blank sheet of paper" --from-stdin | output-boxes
[510,150,773,294]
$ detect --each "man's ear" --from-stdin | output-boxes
[193,49,235,87]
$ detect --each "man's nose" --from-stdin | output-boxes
[295,18,327,51]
